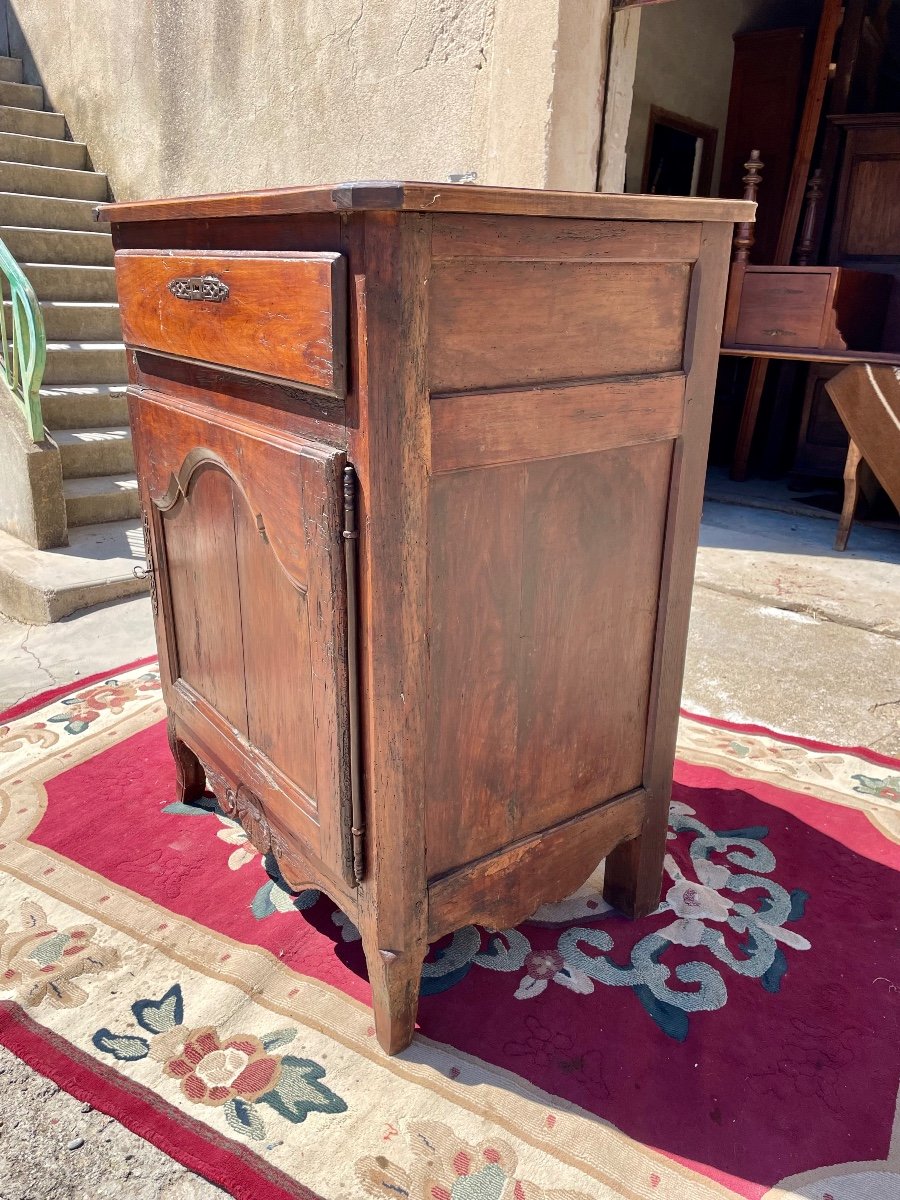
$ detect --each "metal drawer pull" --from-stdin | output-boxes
[167,274,230,302]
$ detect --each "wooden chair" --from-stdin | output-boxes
[824,364,900,550]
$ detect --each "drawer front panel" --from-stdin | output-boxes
[116,250,347,396]
[733,270,830,347]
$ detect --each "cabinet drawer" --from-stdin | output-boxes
[732,269,831,348]
[115,250,347,396]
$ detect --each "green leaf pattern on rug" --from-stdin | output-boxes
[224,1097,267,1141]
[851,772,900,801]
[91,1029,151,1061]
[257,1056,348,1123]
[418,800,812,1041]
[91,983,347,1140]
[132,983,183,1033]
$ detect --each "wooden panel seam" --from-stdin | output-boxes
[429,371,686,473]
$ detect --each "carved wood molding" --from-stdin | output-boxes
[204,765,333,899]
[152,450,309,596]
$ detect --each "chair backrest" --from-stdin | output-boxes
[825,364,900,509]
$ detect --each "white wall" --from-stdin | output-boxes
[7,0,610,201]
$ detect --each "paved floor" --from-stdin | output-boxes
[0,591,155,709]
[1,499,898,1197]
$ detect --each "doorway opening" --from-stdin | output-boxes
[641,106,717,195]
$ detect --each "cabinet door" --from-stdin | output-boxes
[132,388,353,885]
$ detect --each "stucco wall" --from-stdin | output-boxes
[7,0,609,200]
[624,0,820,196]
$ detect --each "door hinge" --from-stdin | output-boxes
[342,464,364,885]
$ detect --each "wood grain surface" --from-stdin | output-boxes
[430,372,685,472]
[116,250,347,396]
[98,180,753,225]
[429,259,690,391]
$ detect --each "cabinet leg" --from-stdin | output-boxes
[166,715,206,805]
[835,439,862,551]
[603,816,668,920]
[361,934,427,1055]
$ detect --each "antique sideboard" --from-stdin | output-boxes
[99,182,751,1054]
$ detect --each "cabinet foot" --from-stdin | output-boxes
[362,937,427,1055]
[602,819,668,920]
[166,716,206,805]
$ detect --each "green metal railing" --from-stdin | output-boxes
[0,236,46,442]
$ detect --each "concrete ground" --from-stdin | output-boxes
[0,499,898,1198]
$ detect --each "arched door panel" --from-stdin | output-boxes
[132,389,353,884]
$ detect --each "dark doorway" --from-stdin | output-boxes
[641,106,718,195]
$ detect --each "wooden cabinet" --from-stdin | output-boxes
[719,27,808,266]
[828,113,900,352]
[722,263,891,351]
[101,183,749,1054]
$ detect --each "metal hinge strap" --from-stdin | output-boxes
[342,464,364,885]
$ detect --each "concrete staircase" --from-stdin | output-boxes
[0,54,146,623]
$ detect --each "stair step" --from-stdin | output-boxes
[43,340,127,385]
[54,425,133,478]
[0,159,107,200]
[21,262,117,302]
[39,384,128,428]
[0,519,147,624]
[23,301,122,341]
[0,57,23,84]
[0,80,43,111]
[0,192,99,231]
[0,105,65,139]
[0,225,113,266]
[63,473,139,527]
[0,130,86,169]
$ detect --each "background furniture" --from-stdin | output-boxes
[102,181,748,1054]
[827,113,900,352]
[825,363,900,549]
[719,27,808,266]
[722,263,890,352]
[726,110,900,479]
[724,0,887,481]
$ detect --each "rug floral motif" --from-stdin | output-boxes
[0,662,898,1200]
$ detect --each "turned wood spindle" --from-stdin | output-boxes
[795,168,824,265]
[732,150,764,266]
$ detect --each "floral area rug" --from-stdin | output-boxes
[0,659,899,1200]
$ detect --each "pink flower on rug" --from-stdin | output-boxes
[162,1026,281,1106]
[514,948,593,1000]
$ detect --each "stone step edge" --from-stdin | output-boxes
[0,522,147,624]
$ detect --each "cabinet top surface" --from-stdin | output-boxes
[97,180,754,226]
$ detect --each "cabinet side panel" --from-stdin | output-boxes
[161,465,249,734]
[429,260,690,392]
[515,442,672,827]
[425,465,525,872]
[425,441,672,879]
[233,495,318,801]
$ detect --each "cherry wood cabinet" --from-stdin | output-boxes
[100,182,750,1054]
